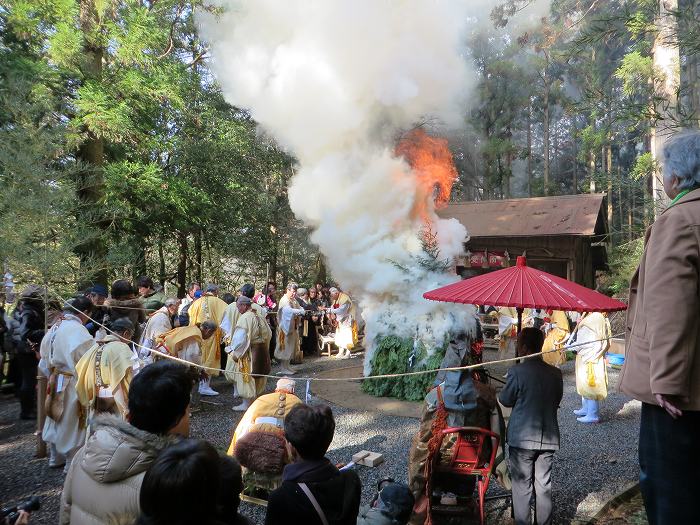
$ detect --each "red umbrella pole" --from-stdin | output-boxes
[517,307,523,333]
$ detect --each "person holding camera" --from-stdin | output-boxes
[1,496,38,525]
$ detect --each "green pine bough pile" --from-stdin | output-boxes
[361,334,447,401]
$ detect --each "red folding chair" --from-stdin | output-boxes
[426,426,500,525]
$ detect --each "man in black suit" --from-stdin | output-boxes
[499,328,563,525]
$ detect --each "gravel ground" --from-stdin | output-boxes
[0,351,642,524]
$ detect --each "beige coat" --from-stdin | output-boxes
[59,415,174,525]
[620,190,700,410]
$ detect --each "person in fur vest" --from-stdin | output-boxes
[59,360,195,525]
[227,378,302,496]
[103,279,147,343]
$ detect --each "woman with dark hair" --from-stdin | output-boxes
[136,439,224,525]
[104,279,146,342]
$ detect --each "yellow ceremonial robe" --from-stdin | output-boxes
[275,295,303,362]
[574,312,611,401]
[75,335,134,420]
[331,292,358,350]
[225,310,271,399]
[222,302,266,344]
[497,307,531,358]
[542,310,570,367]
[227,391,302,456]
[188,294,227,373]
[155,325,203,357]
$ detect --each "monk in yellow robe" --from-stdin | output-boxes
[188,284,227,395]
[497,306,532,359]
[224,296,272,411]
[324,287,358,359]
[227,378,302,496]
[542,310,570,367]
[275,283,305,375]
[75,318,136,425]
[570,311,611,424]
[154,322,217,363]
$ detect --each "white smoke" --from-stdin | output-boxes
[198,0,548,372]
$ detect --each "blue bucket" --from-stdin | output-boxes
[607,353,625,366]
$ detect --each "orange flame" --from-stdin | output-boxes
[395,129,457,222]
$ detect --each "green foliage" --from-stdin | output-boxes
[604,237,645,295]
[615,51,654,97]
[361,335,447,401]
[630,152,655,181]
[0,0,318,292]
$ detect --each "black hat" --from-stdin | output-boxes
[240,283,255,299]
[378,482,414,522]
[110,317,135,333]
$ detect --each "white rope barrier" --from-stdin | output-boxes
[42,290,624,384]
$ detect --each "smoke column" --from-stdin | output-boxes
[198,1,542,371]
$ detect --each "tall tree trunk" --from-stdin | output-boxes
[158,237,166,286]
[75,0,106,287]
[504,127,512,199]
[315,255,328,285]
[618,166,624,243]
[194,230,203,284]
[588,151,596,193]
[527,100,533,197]
[543,76,551,195]
[572,119,578,194]
[269,235,278,286]
[629,183,635,241]
[678,0,700,127]
[135,245,147,281]
[606,144,613,233]
[177,231,187,298]
[650,0,680,215]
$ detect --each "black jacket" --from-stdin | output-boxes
[12,305,43,353]
[498,357,563,451]
[265,458,361,525]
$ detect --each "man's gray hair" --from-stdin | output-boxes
[205,284,220,293]
[662,130,700,190]
[201,320,218,331]
[164,297,179,307]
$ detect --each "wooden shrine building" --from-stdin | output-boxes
[438,194,609,288]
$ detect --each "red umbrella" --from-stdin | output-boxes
[423,256,627,330]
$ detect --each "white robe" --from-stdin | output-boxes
[275,296,304,360]
[40,314,94,456]
[140,308,172,347]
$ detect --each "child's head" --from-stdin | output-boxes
[517,327,545,357]
[216,455,244,522]
[138,439,220,525]
[284,403,335,460]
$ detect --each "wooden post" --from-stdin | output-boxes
[36,284,48,458]
[36,375,47,458]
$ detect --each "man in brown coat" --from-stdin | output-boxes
[619,130,700,525]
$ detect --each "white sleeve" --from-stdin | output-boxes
[281,305,305,319]
[328,302,350,315]
[220,314,233,341]
[226,327,249,354]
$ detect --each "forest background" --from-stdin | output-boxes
[1,0,698,298]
